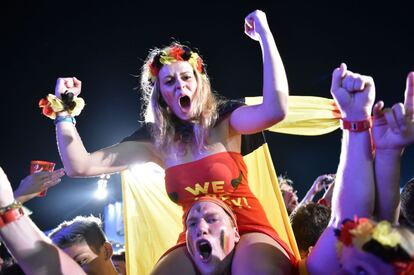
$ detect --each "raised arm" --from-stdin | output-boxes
[230,10,288,134]
[307,64,376,274]
[0,167,86,275]
[297,174,335,208]
[53,77,160,177]
[372,72,414,222]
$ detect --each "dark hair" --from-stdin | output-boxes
[111,250,125,261]
[400,178,414,229]
[48,215,106,253]
[290,202,331,255]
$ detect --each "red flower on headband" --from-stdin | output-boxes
[338,220,358,246]
[149,62,160,78]
[169,46,185,61]
[39,98,54,117]
[395,261,414,275]
[196,57,203,73]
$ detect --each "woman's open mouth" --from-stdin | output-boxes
[178,95,191,112]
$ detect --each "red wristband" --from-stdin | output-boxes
[0,207,24,228]
[340,118,372,132]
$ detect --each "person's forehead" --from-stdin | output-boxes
[187,201,227,219]
[63,241,97,258]
[281,183,293,191]
[159,61,193,77]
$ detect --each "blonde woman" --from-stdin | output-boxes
[53,10,295,274]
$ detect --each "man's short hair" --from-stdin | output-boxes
[48,215,106,253]
[111,250,125,262]
[401,178,414,228]
[290,202,331,253]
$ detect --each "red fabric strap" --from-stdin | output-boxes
[340,118,372,132]
[0,208,24,228]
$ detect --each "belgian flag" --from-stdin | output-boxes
[120,96,340,274]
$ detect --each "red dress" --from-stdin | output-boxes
[165,151,294,261]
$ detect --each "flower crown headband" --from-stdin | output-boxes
[335,217,414,274]
[147,45,205,84]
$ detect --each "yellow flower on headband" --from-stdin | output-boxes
[372,221,401,247]
[159,51,177,65]
[188,52,200,70]
[351,221,375,249]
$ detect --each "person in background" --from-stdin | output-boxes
[306,65,414,274]
[49,215,118,275]
[279,174,335,215]
[289,202,331,258]
[278,175,299,215]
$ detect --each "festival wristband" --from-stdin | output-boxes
[340,118,372,132]
[55,115,76,125]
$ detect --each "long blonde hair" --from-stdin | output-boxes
[140,42,222,153]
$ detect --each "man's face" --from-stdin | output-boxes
[63,241,108,275]
[186,202,240,275]
[280,182,298,213]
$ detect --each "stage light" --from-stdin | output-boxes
[95,174,110,200]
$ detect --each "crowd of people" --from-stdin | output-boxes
[0,8,413,275]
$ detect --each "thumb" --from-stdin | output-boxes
[331,63,347,94]
[34,166,43,173]
[373,101,385,119]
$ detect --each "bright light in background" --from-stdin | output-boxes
[95,174,110,200]
[129,162,164,178]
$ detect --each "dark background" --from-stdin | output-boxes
[1,0,413,231]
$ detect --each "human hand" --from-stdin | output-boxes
[372,72,414,150]
[14,168,65,203]
[330,63,375,120]
[54,77,82,99]
[244,10,271,41]
[0,167,16,208]
[310,174,335,194]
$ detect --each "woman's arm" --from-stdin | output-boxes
[230,10,288,135]
[53,77,160,177]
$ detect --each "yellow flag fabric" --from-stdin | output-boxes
[121,96,340,275]
[245,96,340,135]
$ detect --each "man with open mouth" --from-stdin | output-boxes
[185,196,240,275]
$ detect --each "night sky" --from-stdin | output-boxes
[1,1,413,231]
